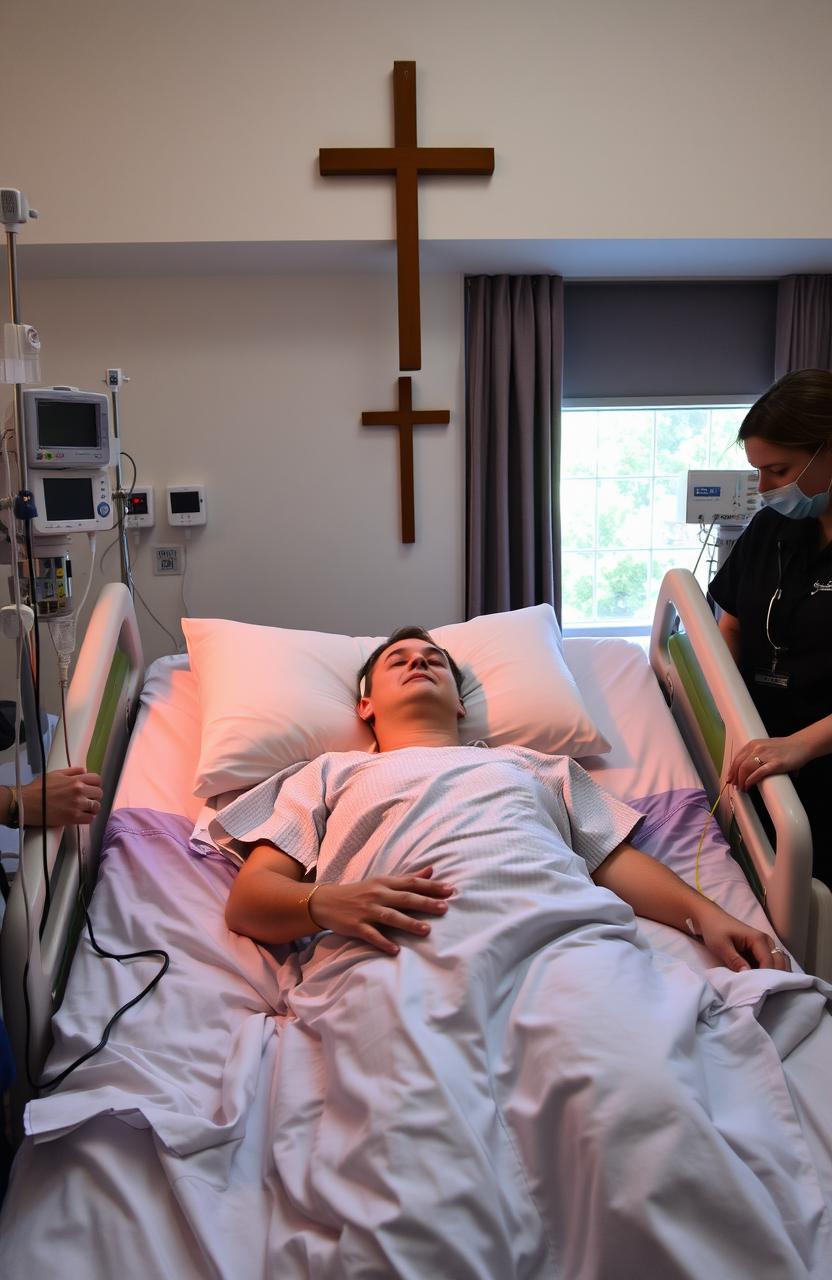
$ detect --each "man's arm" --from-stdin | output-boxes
[226,842,454,952]
[225,842,313,942]
[592,841,789,971]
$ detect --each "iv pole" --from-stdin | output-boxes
[105,368,134,602]
[2,191,135,773]
[1,189,45,768]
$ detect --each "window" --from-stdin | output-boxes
[560,403,752,632]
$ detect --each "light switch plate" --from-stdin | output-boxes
[153,545,184,576]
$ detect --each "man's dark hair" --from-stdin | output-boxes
[357,626,465,700]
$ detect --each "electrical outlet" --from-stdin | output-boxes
[153,545,184,576]
[125,486,155,528]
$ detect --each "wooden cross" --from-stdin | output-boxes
[320,61,494,371]
[362,377,450,543]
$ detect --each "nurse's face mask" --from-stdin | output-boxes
[759,445,832,520]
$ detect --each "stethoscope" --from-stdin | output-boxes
[764,540,788,673]
[765,538,832,671]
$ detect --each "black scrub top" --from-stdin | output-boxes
[710,507,832,734]
[709,506,832,880]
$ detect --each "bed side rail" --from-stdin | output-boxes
[1,583,143,1114]
[649,568,821,967]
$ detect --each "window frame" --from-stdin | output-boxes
[559,394,757,638]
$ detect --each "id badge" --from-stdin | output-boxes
[754,670,790,689]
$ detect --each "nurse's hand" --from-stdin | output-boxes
[697,901,790,972]
[727,733,813,791]
[21,767,104,827]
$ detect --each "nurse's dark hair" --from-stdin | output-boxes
[738,368,832,451]
[357,626,464,699]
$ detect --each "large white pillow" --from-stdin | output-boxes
[183,604,610,798]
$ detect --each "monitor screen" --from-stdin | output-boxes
[43,476,95,521]
[37,400,100,448]
[170,490,200,514]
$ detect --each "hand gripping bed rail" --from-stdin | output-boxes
[0,582,144,1122]
[649,568,826,970]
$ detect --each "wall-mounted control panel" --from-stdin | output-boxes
[167,485,206,527]
[124,485,155,528]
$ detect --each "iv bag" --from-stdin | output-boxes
[0,322,41,384]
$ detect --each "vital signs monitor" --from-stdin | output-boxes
[23,387,112,470]
[29,470,113,535]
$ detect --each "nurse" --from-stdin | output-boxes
[709,368,832,885]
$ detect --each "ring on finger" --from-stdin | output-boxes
[753,755,763,766]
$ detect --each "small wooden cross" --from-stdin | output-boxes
[320,61,494,371]
[362,377,450,543]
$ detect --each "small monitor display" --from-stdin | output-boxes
[128,492,149,515]
[43,476,95,521]
[37,401,100,448]
[170,490,201,514]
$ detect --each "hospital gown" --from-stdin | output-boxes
[205,745,832,1279]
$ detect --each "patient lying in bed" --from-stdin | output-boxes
[213,627,830,1278]
[223,627,788,971]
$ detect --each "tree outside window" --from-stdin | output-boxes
[560,405,750,629]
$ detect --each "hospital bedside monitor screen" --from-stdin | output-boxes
[37,400,99,449]
[43,477,95,521]
[171,491,200,514]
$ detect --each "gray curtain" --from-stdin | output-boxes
[465,275,563,621]
[774,275,832,376]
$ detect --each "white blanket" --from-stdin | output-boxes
[15,749,832,1278]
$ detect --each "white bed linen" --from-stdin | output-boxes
[122,646,773,985]
[112,654,203,820]
[70,644,832,1160]
[563,637,701,798]
[115,642,705,819]
[565,637,777,969]
[2,644,832,1280]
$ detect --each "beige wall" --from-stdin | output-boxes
[1,272,464,703]
[5,0,832,244]
[3,0,831,708]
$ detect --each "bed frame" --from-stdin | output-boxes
[651,568,832,979]
[2,572,829,1133]
[0,584,144,1130]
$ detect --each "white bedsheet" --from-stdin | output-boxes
[124,646,772,974]
[115,642,698,822]
[563,637,701,798]
[6,802,832,1279]
[3,642,832,1280]
[112,654,203,820]
[565,637,778,970]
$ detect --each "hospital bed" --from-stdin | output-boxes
[651,569,832,978]
[0,576,830,1278]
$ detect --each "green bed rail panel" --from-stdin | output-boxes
[86,647,131,775]
[50,646,132,999]
[52,898,87,1004]
[727,817,766,905]
[667,631,726,774]
[667,634,766,898]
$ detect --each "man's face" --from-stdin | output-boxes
[358,638,464,727]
